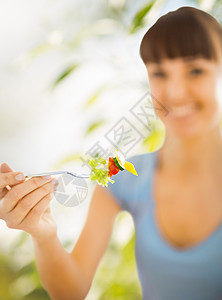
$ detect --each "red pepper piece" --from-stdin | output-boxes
[108,157,120,177]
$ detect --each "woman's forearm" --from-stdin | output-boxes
[32,234,90,300]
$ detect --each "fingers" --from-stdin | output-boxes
[0,163,15,198]
[0,162,25,199]
[2,176,54,213]
[0,171,25,189]
[23,192,54,225]
[1,163,13,173]
[5,180,58,227]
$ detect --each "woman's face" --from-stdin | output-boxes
[146,56,222,138]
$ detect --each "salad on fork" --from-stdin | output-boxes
[25,149,138,187]
[88,149,138,187]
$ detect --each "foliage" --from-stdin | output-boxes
[85,212,142,300]
[0,232,50,300]
[85,119,107,136]
[142,119,165,152]
[83,86,107,109]
[52,64,80,89]
[129,0,156,33]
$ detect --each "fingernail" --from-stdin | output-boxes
[51,178,59,186]
[43,175,51,180]
[15,173,25,181]
[50,192,55,198]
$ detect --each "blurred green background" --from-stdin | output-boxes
[1,0,222,299]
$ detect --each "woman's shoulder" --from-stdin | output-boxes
[106,150,157,211]
[127,151,157,174]
[113,150,156,184]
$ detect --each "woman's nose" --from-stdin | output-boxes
[166,78,187,102]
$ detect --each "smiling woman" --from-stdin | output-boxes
[139,6,222,139]
[106,6,222,300]
[2,5,222,300]
[144,57,222,138]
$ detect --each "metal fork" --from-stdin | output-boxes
[25,171,91,179]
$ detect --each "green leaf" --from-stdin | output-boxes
[142,121,165,152]
[83,86,107,109]
[86,155,114,187]
[29,43,52,59]
[52,64,79,88]
[130,0,155,33]
[85,119,106,136]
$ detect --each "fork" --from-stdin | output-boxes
[25,171,91,179]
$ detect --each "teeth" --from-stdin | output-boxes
[170,104,196,117]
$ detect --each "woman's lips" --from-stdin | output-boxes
[169,103,198,118]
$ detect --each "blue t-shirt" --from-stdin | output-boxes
[106,150,222,300]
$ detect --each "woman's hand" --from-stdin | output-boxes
[0,163,59,241]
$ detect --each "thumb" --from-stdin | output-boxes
[0,163,14,173]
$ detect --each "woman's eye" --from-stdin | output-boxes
[152,71,166,77]
[190,68,204,75]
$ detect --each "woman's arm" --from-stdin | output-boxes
[70,184,122,284]
[32,184,122,300]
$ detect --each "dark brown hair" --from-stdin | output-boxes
[140,6,222,64]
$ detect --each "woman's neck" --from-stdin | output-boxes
[157,125,222,176]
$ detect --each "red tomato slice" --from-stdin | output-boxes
[108,157,120,177]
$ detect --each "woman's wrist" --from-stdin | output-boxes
[31,232,59,248]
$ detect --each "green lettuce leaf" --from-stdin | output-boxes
[87,156,115,187]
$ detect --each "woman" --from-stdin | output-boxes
[1,6,222,300]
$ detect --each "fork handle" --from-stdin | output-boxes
[25,171,91,179]
[25,171,68,178]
